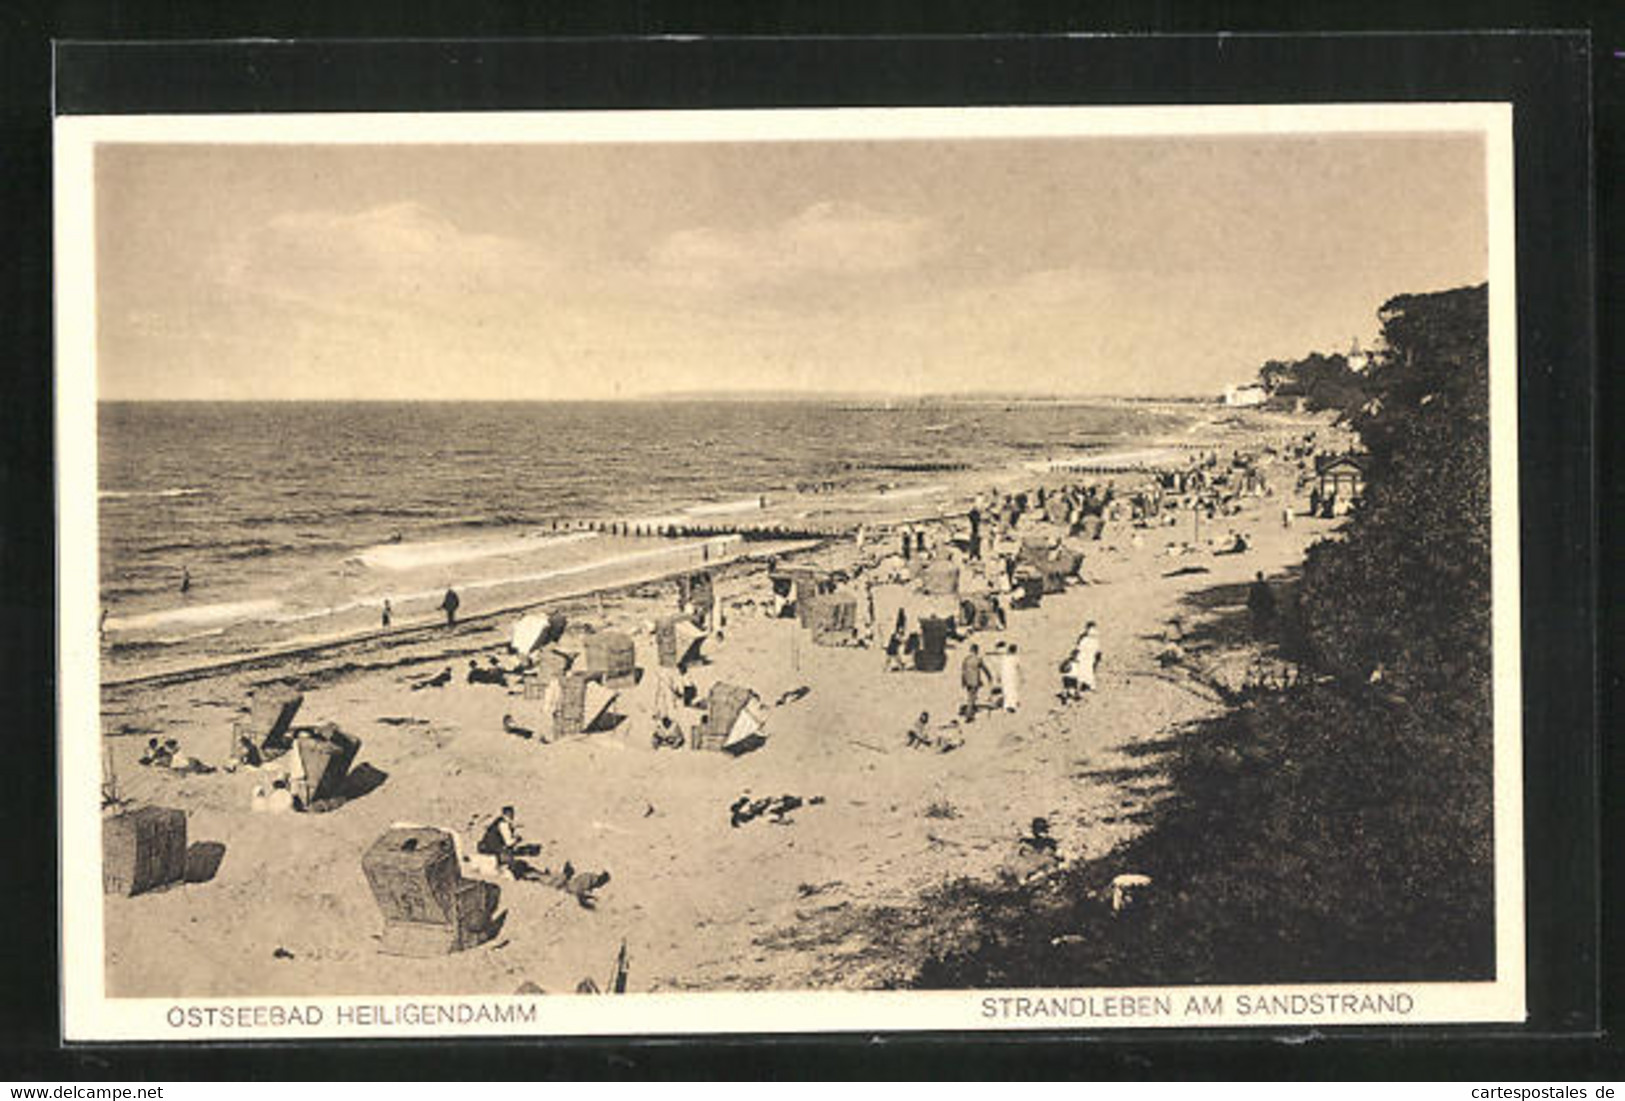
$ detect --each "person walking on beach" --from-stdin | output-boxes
[884,624,906,671]
[440,587,461,627]
[998,643,1022,712]
[381,599,392,629]
[1061,622,1101,702]
[960,643,991,722]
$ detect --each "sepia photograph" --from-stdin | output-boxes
[54,104,1523,1039]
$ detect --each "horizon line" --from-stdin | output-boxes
[95,392,1221,404]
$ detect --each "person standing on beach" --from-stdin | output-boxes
[901,525,913,561]
[180,567,191,595]
[381,599,392,629]
[960,643,991,722]
[1247,571,1277,635]
[440,587,460,627]
[999,644,1022,712]
[1061,622,1101,702]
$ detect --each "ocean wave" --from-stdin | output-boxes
[353,530,598,572]
[133,536,348,559]
[684,498,766,517]
[100,487,205,501]
[438,513,538,530]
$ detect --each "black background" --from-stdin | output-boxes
[3,6,1616,1082]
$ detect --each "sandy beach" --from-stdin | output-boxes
[100,409,1345,998]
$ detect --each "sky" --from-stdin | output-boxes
[94,133,1488,400]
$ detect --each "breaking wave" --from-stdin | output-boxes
[352,530,599,572]
[100,487,205,501]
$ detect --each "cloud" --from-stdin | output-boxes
[649,200,948,290]
[212,201,547,318]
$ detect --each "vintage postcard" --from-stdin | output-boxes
[55,104,1522,1040]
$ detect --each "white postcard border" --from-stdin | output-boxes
[55,102,1523,1041]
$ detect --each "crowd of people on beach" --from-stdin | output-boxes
[109,424,1353,977]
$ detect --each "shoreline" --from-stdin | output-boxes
[97,421,1286,690]
[101,536,811,691]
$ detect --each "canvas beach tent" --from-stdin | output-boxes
[361,826,500,956]
[914,615,952,672]
[103,805,187,896]
[550,672,619,738]
[655,615,707,668]
[803,594,858,646]
[771,569,837,625]
[290,724,361,807]
[580,631,639,687]
[920,560,961,597]
[510,613,553,656]
[229,686,303,762]
[693,683,768,755]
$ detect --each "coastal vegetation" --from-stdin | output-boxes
[914,283,1495,986]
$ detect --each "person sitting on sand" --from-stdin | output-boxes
[411,666,453,691]
[1018,817,1059,857]
[139,737,170,768]
[651,715,686,750]
[264,776,294,814]
[162,738,211,774]
[477,805,522,874]
[906,711,932,749]
[675,661,698,708]
[467,658,508,687]
[1010,817,1063,882]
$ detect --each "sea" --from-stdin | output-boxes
[96,400,1183,677]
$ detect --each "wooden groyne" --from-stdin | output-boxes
[540,517,862,542]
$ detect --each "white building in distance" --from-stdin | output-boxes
[1222,382,1268,406]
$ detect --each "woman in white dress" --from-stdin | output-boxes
[1061,621,1101,702]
